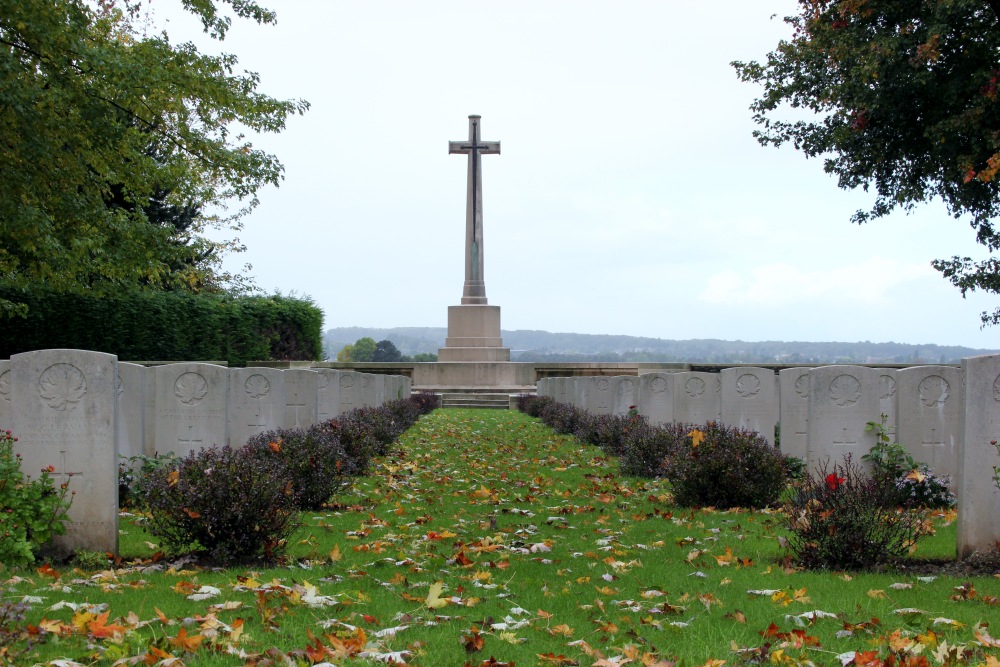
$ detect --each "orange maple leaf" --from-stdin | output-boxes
[168,627,205,652]
[36,563,60,580]
[88,611,127,640]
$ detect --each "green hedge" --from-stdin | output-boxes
[0,286,323,365]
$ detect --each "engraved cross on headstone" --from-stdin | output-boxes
[833,427,858,447]
[179,425,203,448]
[922,428,946,449]
[449,114,500,305]
[288,400,307,428]
[51,450,82,485]
[248,404,266,435]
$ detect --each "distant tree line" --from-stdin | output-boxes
[335,337,437,363]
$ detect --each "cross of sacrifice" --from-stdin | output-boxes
[449,115,500,305]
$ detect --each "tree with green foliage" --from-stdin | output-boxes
[410,352,438,362]
[350,337,377,362]
[733,1,1000,325]
[0,0,309,317]
[372,339,402,363]
[336,345,354,363]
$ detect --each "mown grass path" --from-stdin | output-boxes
[8,409,1000,666]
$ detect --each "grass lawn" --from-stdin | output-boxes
[4,408,1000,666]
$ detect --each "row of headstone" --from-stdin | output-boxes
[0,350,411,555]
[537,356,1000,558]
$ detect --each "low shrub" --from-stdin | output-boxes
[785,455,932,570]
[659,422,787,509]
[322,412,382,476]
[573,412,649,457]
[862,422,956,509]
[409,391,441,415]
[352,406,403,455]
[891,465,955,509]
[539,401,586,435]
[245,426,351,510]
[619,421,690,477]
[144,445,299,564]
[516,394,553,417]
[385,398,422,429]
[0,430,72,566]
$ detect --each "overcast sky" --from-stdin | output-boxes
[156,1,1000,350]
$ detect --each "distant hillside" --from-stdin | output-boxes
[323,327,999,364]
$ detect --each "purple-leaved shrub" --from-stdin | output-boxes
[144,445,299,564]
[659,422,787,509]
[245,425,351,510]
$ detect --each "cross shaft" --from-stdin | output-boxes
[449,115,500,305]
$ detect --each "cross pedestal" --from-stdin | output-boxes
[438,305,510,362]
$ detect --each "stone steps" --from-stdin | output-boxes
[439,392,513,410]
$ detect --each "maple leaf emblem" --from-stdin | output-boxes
[794,374,809,399]
[918,376,950,407]
[685,377,706,398]
[38,363,87,410]
[829,374,861,407]
[174,372,208,406]
[735,373,761,399]
[244,374,270,399]
[0,369,10,403]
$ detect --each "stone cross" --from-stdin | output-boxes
[449,115,500,305]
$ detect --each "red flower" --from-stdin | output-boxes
[825,473,845,491]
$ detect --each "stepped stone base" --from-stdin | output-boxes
[438,304,509,362]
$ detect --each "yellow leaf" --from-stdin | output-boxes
[549,623,574,637]
[426,581,448,609]
[688,429,706,448]
[867,589,888,599]
[330,544,342,562]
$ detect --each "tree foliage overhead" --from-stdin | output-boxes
[0,0,309,316]
[732,0,1000,325]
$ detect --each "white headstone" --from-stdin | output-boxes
[720,367,778,445]
[611,376,638,415]
[571,377,586,409]
[11,349,118,554]
[807,365,879,467]
[400,376,412,400]
[896,366,961,480]
[673,372,721,425]
[536,378,551,398]
[584,376,614,415]
[315,368,342,421]
[228,368,285,446]
[554,377,570,405]
[117,362,146,461]
[284,369,319,428]
[359,373,377,408]
[957,354,1000,559]
[338,371,360,414]
[878,369,899,437]
[638,372,674,425]
[778,367,812,461]
[152,363,228,457]
[0,359,12,429]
